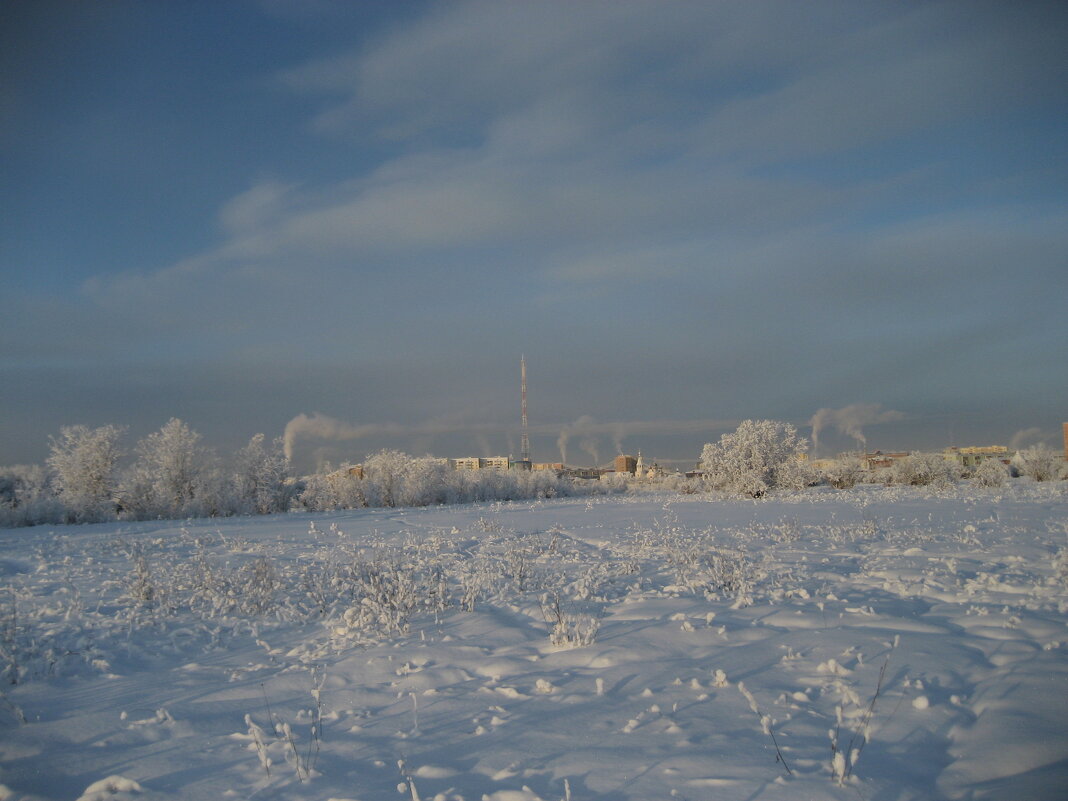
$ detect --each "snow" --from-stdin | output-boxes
[0,482,1066,800]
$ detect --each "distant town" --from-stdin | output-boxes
[336,438,1067,483]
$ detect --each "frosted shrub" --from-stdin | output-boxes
[822,457,864,490]
[700,550,753,602]
[330,555,449,640]
[121,418,215,519]
[889,453,955,488]
[699,420,812,498]
[597,471,630,492]
[241,557,280,615]
[297,468,367,511]
[398,457,449,506]
[47,424,125,523]
[0,465,61,527]
[1013,446,1064,482]
[126,555,157,604]
[300,452,577,513]
[245,714,272,777]
[670,546,753,602]
[541,594,599,648]
[971,458,1009,488]
[362,449,413,508]
[233,434,292,515]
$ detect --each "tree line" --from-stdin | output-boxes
[2,417,1063,528]
[0,419,579,528]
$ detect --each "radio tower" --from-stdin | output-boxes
[520,355,530,463]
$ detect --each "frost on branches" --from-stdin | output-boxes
[121,418,214,520]
[47,424,125,523]
[1012,446,1065,482]
[699,419,812,498]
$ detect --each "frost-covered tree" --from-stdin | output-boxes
[699,420,811,498]
[1012,446,1063,482]
[971,457,1009,488]
[233,434,291,515]
[297,453,578,512]
[123,418,212,519]
[297,464,367,511]
[47,424,125,522]
[363,449,413,508]
[822,456,865,489]
[398,457,449,507]
[888,453,956,488]
[0,464,61,527]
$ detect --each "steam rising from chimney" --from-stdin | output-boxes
[580,436,601,466]
[808,404,905,456]
[557,415,596,465]
[284,412,371,461]
[1009,427,1044,450]
[284,411,737,467]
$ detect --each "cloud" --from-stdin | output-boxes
[75,2,1068,328]
[6,1,1066,468]
[217,179,295,236]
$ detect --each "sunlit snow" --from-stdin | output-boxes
[1,483,1066,800]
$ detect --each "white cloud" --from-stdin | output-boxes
[218,179,295,236]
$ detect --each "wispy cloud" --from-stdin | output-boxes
[3,1,1066,466]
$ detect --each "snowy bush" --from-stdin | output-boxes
[821,456,865,490]
[120,418,216,519]
[231,435,292,516]
[0,464,61,527]
[297,467,366,511]
[971,458,1009,488]
[329,555,450,641]
[1012,446,1064,482]
[232,434,292,515]
[299,451,579,513]
[541,594,599,648]
[888,453,956,488]
[47,424,125,523]
[362,449,413,508]
[699,419,813,498]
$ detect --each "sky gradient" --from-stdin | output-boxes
[3,0,1067,473]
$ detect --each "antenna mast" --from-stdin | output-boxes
[520,355,530,463]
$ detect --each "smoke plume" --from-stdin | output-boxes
[557,415,596,464]
[284,413,376,461]
[579,436,601,466]
[1009,427,1044,450]
[808,404,905,456]
[285,412,738,468]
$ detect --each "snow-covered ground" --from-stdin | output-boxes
[1,483,1066,801]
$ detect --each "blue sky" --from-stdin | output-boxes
[3,0,1067,473]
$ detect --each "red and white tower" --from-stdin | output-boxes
[520,356,530,463]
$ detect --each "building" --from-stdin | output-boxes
[451,457,509,471]
[532,462,565,473]
[450,457,522,471]
[863,451,910,470]
[563,467,604,480]
[942,446,1010,469]
[615,454,637,475]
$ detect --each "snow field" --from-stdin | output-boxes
[0,483,1066,800]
